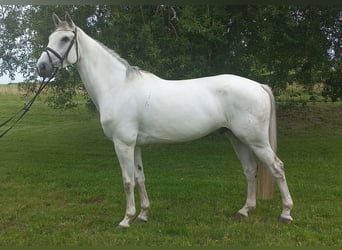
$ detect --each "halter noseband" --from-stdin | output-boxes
[44,27,79,68]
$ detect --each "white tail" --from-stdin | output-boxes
[257,85,277,199]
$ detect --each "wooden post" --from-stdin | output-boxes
[257,162,274,199]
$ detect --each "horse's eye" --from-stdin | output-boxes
[61,36,70,43]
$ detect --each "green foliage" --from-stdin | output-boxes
[322,69,342,102]
[1,5,342,108]
[44,69,82,110]
[0,6,33,79]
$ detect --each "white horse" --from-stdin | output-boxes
[37,12,293,228]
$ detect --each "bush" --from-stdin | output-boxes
[322,70,342,102]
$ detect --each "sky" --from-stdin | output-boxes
[0,73,25,84]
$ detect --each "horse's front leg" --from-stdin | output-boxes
[114,139,136,228]
[134,146,150,222]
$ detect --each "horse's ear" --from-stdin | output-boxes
[65,11,75,28]
[52,13,62,27]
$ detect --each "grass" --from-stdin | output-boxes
[0,89,341,246]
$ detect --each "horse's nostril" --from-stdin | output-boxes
[37,61,52,77]
[38,62,47,72]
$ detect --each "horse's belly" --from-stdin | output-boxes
[136,124,218,145]
[136,107,225,145]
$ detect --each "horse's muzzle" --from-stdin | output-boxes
[37,60,54,78]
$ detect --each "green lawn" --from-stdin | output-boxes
[0,91,341,246]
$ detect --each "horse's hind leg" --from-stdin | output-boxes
[134,146,150,222]
[250,145,294,222]
[227,133,257,217]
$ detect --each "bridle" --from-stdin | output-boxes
[44,27,79,68]
[0,27,79,138]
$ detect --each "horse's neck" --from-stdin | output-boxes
[76,28,127,109]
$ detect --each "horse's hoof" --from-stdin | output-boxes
[135,216,148,223]
[117,221,130,230]
[117,224,129,231]
[235,211,248,218]
[235,207,249,218]
[279,216,293,224]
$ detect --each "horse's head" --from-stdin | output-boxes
[37,12,79,78]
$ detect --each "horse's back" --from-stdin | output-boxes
[130,73,270,145]
[140,73,270,119]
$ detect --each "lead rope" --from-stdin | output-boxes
[0,68,58,138]
[1,27,78,139]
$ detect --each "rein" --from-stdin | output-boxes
[0,70,57,138]
[0,28,78,139]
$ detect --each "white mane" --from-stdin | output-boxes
[96,40,142,78]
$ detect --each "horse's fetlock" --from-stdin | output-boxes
[285,200,293,210]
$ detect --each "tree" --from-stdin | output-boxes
[1,5,341,107]
[321,8,342,101]
[0,6,34,80]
